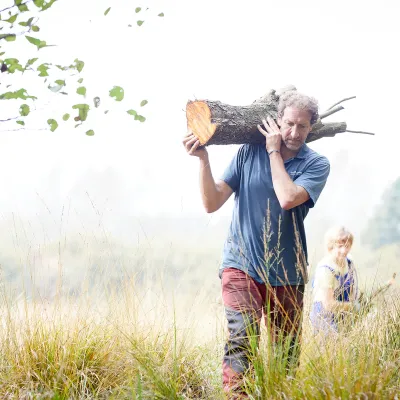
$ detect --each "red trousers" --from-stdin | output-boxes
[222,268,304,397]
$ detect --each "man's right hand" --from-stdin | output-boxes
[182,130,208,160]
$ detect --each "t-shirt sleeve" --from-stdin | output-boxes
[314,266,335,290]
[220,145,249,192]
[294,155,330,208]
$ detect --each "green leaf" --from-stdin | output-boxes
[109,86,124,101]
[10,65,22,73]
[86,129,95,136]
[31,25,40,32]
[127,109,137,116]
[18,3,29,12]
[158,12,164,17]
[137,20,144,26]
[104,7,111,15]
[25,36,41,46]
[0,88,36,100]
[135,7,141,13]
[140,100,148,107]
[18,17,34,27]
[37,0,56,11]
[26,57,38,66]
[55,79,65,86]
[26,36,47,50]
[0,34,16,42]
[4,58,19,65]
[3,58,23,73]
[135,115,146,123]
[47,119,58,132]
[72,103,90,121]
[76,86,86,96]
[77,78,83,84]
[5,14,18,24]
[16,120,25,125]
[8,64,23,73]
[37,63,49,76]
[74,58,84,72]
[62,113,70,121]
[19,104,30,116]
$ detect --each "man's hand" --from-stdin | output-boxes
[182,130,208,160]
[257,116,282,153]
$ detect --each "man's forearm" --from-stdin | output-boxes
[199,155,220,213]
[269,152,298,209]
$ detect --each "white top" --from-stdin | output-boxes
[312,254,357,302]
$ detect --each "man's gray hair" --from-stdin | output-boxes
[278,90,319,125]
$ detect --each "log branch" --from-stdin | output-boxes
[186,87,375,146]
[345,129,375,136]
[327,96,356,110]
[320,105,344,120]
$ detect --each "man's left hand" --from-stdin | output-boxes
[257,116,282,153]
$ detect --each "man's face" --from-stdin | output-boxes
[278,107,313,152]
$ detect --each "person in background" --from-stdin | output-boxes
[310,225,359,334]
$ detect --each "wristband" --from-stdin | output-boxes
[268,150,280,156]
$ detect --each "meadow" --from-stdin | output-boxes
[0,216,398,399]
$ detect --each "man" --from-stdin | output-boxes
[183,90,330,397]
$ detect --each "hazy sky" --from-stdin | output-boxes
[0,0,399,241]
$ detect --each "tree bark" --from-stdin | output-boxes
[186,87,373,146]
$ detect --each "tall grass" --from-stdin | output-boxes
[0,264,398,399]
[0,210,399,399]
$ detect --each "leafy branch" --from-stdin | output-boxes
[0,1,162,135]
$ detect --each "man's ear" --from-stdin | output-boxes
[277,116,282,127]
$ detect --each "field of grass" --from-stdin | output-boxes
[0,263,399,399]
[0,215,398,399]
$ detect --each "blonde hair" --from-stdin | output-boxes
[324,225,354,252]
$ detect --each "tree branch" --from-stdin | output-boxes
[327,96,356,110]
[320,105,344,119]
[0,127,47,132]
[346,129,375,136]
[0,29,31,41]
[0,0,34,14]
[0,116,19,122]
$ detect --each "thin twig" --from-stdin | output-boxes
[320,105,344,119]
[327,96,356,110]
[0,127,47,132]
[0,29,30,41]
[0,116,19,122]
[346,130,375,136]
[0,0,34,14]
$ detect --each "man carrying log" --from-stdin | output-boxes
[183,90,330,398]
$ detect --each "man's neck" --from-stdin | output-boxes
[279,144,301,161]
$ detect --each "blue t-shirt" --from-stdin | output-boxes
[220,143,330,286]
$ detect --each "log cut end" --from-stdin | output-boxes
[186,100,217,145]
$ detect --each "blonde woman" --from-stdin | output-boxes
[310,226,359,334]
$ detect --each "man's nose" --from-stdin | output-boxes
[291,126,300,139]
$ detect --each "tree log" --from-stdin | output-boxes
[186,86,374,146]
